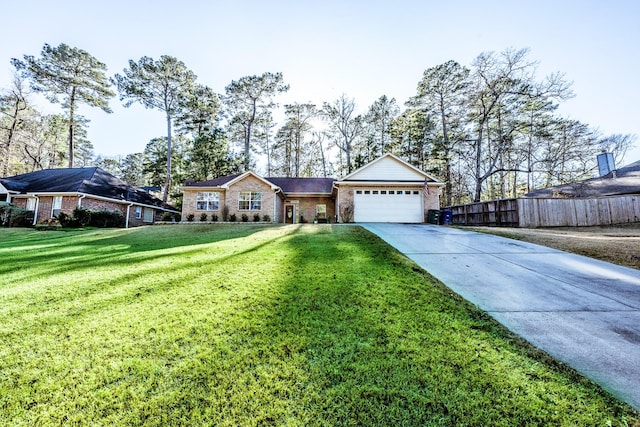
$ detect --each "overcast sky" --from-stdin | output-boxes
[1,0,639,167]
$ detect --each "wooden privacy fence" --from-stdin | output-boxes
[446,195,640,227]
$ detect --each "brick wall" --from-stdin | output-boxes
[336,186,355,223]
[423,185,440,219]
[227,176,279,221]
[337,184,440,223]
[285,196,336,223]
[183,176,280,222]
[81,198,128,215]
[181,189,226,221]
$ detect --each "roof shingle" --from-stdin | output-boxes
[0,168,178,211]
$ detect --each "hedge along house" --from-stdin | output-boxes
[181,172,336,224]
[0,168,180,227]
[181,154,443,224]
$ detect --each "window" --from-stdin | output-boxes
[372,190,379,194]
[239,192,262,210]
[396,191,403,195]
[26,198,36,211]
[388,190,394,194]
[413,191,420,195]
[52,196,62,217]
[196,192,219,211]
[316,204,327,220]
[380,190,387,195]
[143,208,154,223]
[356,190,362,194]
[135,206,142,219]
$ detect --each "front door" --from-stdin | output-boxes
[285,204,295,224]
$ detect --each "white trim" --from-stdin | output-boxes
[335,181,443,187]
[0,182,8,193]
[222,171,281,191]
[125,203,134,228]
[51,196,63,217]
[33,196,39,225]
[339,153,441,183]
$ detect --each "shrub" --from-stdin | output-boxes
[162,212,173,221]
[57,212,80,228]
[173,213,182,222]
[253,213,260,222]
[200,213,208,222]
[90,209,125,228]
[51,207,126,228]
[229,213,237,222]
[187,214,195,222]
[0,203,34,227]
[241,214,249,223]
[35,217,61,231]
[222,205,229,221]
[211,214,219,222]
[262,214,271,222]
[73,207,92,226]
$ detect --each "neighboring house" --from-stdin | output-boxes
[524,159,640,198]
[182,153,443,223]
[0,168,180,227]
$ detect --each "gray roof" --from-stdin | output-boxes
[0,168,178,211]
[265,177,335,194]
[184,174,243,187]
[524,160,640,198]
[185,174,336,195]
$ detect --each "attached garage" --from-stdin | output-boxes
[335,153,443,223]
[354,188,423,222]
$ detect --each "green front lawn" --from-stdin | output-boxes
[0,225,637,426]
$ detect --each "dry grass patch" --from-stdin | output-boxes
[470,224,640,270]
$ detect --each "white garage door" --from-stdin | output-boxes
[354,189,423,223]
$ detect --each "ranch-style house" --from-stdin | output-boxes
[182,153,443,224]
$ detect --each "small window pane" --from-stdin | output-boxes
[364,190,370,195]
[380,190,387,195]
[372,190,379,194]
[388,190,394,194]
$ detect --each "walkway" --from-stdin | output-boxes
[363,223,640,411]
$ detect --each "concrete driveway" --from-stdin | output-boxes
[363,223,640,411]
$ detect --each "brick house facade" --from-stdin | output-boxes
[182,154,443,224]
[1,168,179,227]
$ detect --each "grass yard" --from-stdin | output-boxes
[0,225,638,426]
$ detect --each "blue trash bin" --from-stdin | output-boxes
[440,209,453,225]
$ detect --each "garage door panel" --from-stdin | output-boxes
[354,190,423,223]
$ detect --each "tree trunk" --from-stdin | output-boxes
[68,88,76,168]
[163,112,172,202]
[473,126,484,202]
[2,99,21,176]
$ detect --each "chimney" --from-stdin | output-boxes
[597,152,615,177]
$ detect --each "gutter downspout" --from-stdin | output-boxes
[274,188,281,223]
[32,195,40,226]
[77,194,85,208]
[125,203,134,228]
[334,183,340,223]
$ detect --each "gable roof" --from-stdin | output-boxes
[524,159,640,198]
[339,153,442,183]
[185,172,280,190]
[0,168,178,211]
[184,173,243,188]
[185,173,335,195]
